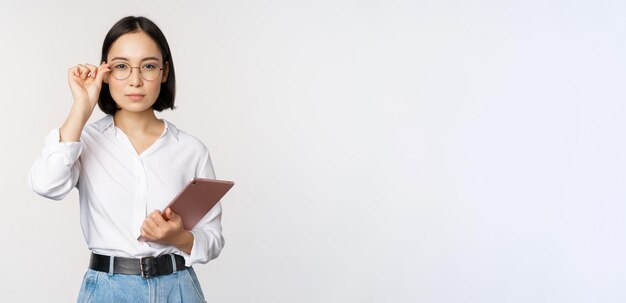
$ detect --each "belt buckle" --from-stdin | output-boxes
[139,256,156,278]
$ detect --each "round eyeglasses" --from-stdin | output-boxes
[110,62,165,81]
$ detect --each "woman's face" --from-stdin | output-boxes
[104,31,169,113]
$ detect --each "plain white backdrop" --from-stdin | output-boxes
[1,0,625,302]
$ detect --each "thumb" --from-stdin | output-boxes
[165,208,179,220]
[95,61,110,84]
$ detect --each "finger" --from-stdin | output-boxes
[150,210,168,226]
[69,66,79,77]
[141,225,154,239]
[79,64,92,79]
[166,208,180,222]
[71,65,85,77]
[77,64,89,79]
[95,62,111,83]
[145,211,161,228]
[83,64,97,78]
[145,217,160,231]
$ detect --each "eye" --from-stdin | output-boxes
[143,63,158,69]
[113,63,128,69]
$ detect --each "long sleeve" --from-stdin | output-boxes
[27,128,82,201]
[178,147,225,266]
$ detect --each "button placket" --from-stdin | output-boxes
[112,124,166,244]
[132,155,149,242]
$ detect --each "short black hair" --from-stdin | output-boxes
[98,16,176,115]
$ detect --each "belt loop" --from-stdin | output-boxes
[170,254,177,273]
[108,256,115,275]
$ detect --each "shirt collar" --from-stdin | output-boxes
[96,114,179,142]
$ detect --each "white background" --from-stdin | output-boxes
[1,0,625,302]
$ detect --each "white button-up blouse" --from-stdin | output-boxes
[27,114,225,267]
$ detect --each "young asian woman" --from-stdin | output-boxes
[28,16,223,303]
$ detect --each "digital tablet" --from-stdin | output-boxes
[164,177,234,230]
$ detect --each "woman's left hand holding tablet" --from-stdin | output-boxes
[140,208,194,254]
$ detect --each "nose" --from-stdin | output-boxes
[129,67,143,87]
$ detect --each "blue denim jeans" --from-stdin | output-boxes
[76,267,207,303]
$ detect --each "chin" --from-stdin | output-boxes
[117,105,154,113]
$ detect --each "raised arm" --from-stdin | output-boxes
[27,62,111,200]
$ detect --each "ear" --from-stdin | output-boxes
[102,61,110,84]
[161,61,169,83]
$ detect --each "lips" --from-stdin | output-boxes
[126,94,145,100]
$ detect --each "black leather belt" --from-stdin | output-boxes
[89,253,188,278]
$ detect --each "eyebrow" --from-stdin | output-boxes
[110,56,161,62]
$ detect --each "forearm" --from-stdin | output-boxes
[60,102,92,142]
[172,230,194,255]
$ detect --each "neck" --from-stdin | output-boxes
[113,109,161,135]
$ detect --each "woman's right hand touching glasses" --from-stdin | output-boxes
[59,61,111,142]
[68,61,111,112]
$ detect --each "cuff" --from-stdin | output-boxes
[43,128,82,166]
[179,230,205,267]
